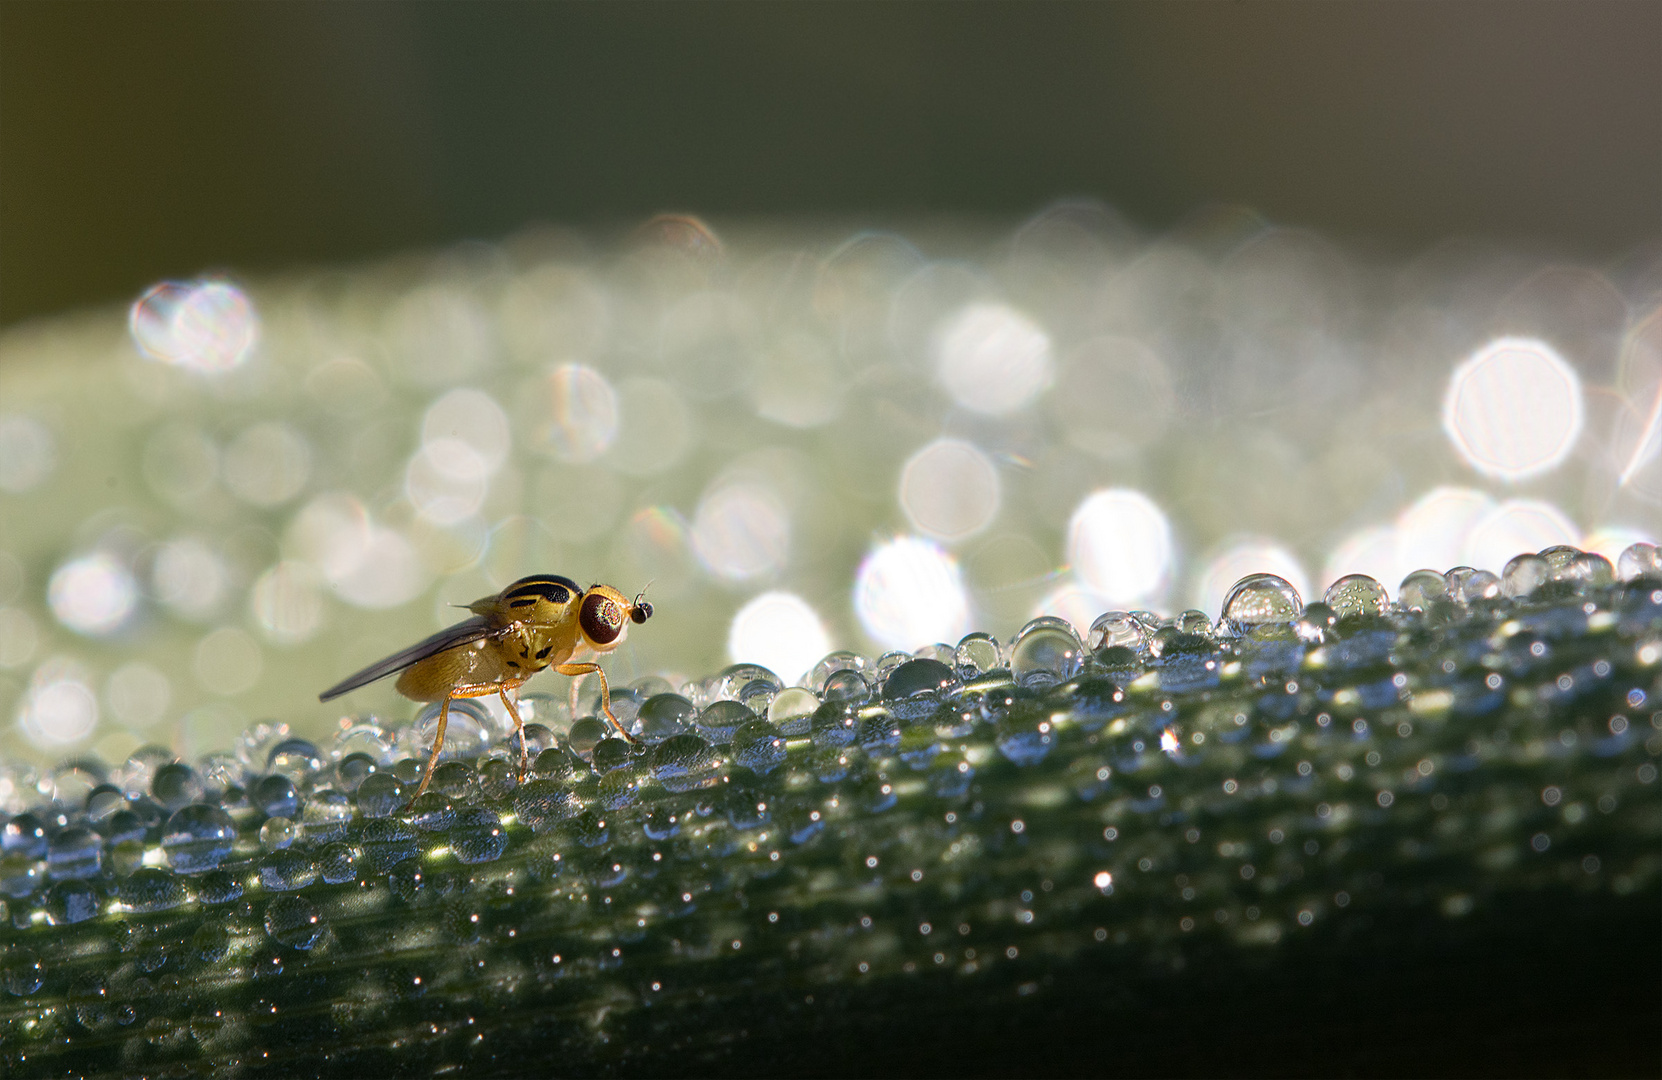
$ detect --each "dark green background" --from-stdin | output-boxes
[2,0,1658,329]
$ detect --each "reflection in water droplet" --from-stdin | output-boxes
[1201,544,1308,626]
[1009,622,1085,690]
[449,808,507,863]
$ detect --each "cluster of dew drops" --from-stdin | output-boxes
[0,542,1659,980]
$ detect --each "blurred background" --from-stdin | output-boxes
[0,1,1658,769]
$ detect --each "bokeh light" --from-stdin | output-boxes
[1443,336,1583,480]
[727,591,831,685]
[222,422,311,507]
[855,536,970,652]
[1396,487,1495,582]
[406,438,490,525]
[1067,489,1173,606]
[193,627,263,697]
[48,552,139,636]
[152,536,229,622]
[933,302,1053,415]
[289,494,428,609]
[898,438,1001,542]
[535,364,619,462]
[129,280,259,372]
[1462,499,1580,574]
[1195,539,1308,620]
[1582,525,1657,568]
[691,482,790,581]
[105,661,172,729]
[251,561,326,645]
[0,607,39,669]
[17,658,99,749]
[0,414,56,493]
[1030,582,1105,639]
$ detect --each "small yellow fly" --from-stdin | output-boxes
[319,575,652,805]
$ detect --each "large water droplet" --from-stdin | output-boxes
[46,826,101,881]
[1221,574,1303,634]
[448,808,507,864]
[695,700,753,744]
[46,879,99,924]
[511,779,575,833]
[162,804,236,873]
[2,947,44,996]
[258,849,317,891]
[1322,574,1388,620]
[650,734,721,793]
[118,867,187,912]
[1617,542,1661,581]
[953,632,1004,678]
[767,686,819,736]
[1397,570,1448,612]
[1009,621,1086,690]
[253,774,301,819]
[150,762,204,811]
[259,816,298,852]
[635,693,696,743]
[266,738,324,782]
[1444,566,1500,604]
[359,817,419,872]
[1503,553,1550,598]
[317,841,359,884]
[355,773,404,818]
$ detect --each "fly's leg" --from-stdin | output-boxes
[500,688,530,776]
[402,695,451,810]
[555,662,637,743]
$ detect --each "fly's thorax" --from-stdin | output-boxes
[509,620,577,674]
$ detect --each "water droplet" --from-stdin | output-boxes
[1321,574,1388,619]
[1295,601,1337,643]
[811,701,859,749]
[258,849,317,891]
[355,773,404,818]
[192,921,230,963]
[359,817,419,872]
[407,792,456,832]
[46,826,101,881]
[1086,611,1147,654]
[448,808,507,864]
[1009,621,1086,690]
[591,738,634,773]
[332,722,399,765]
[266,738,324,782]
[822,669,870,703]
[2,947,44,996]
[881,658,961,718]
[477,757,519,800]
[1397,570,1448,612]
[731,721,786,775]
[0,854,41,899]
[2,814,46,859]
[162,804,236,873]
[302,789,353,844]
[953,632,1004,678]
[1222,574,1303,634]
[996,710,1054,766]
[808,651,870,694]
[1503,553,1550,598]
[253,775,300,820]
[1444,566,1500,604]
[1617,542,1661,582]
[46,879,99,924]
[259,817,298,852]
[511,779,575,833]
[150,762,204,811]
[317,841,359,884]
[264,895,323,950]
[695,700,753,744]
[84,784,125,826]
[767,686,819,736]
[565,717,608,759]
[650,734,721,793]
[1557,551,1613,592]
[118,867,187,912]
[197,870,243,905]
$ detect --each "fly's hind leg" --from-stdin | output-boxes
[554,662,637,743]
[402,695,452,810]
[499,688,531,776]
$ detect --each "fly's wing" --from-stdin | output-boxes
[319,616,500,701]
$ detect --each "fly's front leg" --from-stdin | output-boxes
[554,662,636,743]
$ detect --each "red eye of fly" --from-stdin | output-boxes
[580,593,623,645]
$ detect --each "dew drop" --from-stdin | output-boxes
[257,849,317,891]
[767,686,820,736]
[259,816,298,852]
[881,658,961,718]
[511,779,575,833]
[650,734,721,793]
[358,817,419,872]
[162,804,236,873]
[45,879,99,925]
[253,775,301,820]
[266,738,325,783]
[1396,570,1447,612]
[953,632,1004,678]
[448,808,507,864]
[46,826,101,881]
[1009,621,1086,690]
[695,700,753,744]
[355,773,404,818]
[192,921,230,964]
[150,763,204,811]
[1617,542,1661,581]
[407,792,456,832]
[316,842,358,885]
[1222,574,1303,634]
[1444,566,1500,604]
[731,720,787,775]
[1503,553,1551,598]
[1322,574,1388,620]
[118,867,187,912]
[264,895,323,950]
[2,947,44,996]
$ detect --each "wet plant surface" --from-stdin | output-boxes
[2,574,1660,1076]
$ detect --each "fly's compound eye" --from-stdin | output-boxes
[580,592,624,645]
[630,600,653,625]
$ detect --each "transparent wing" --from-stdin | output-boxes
[319,616,500,701]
